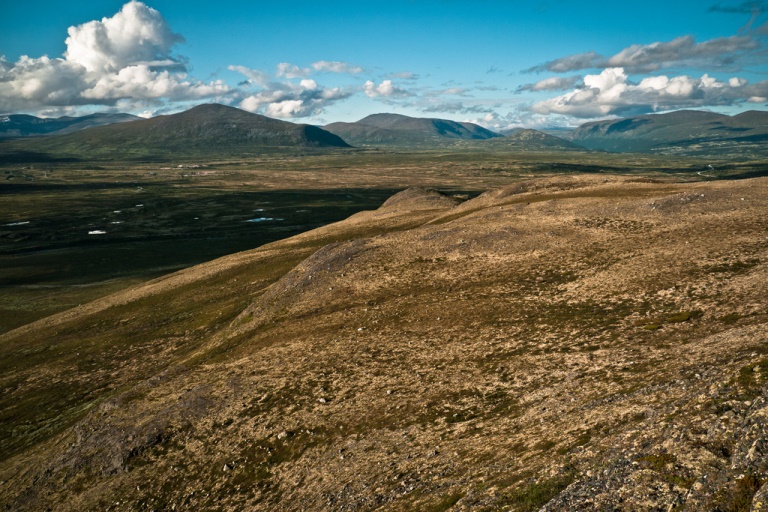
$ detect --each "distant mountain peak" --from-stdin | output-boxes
[571,109,768,155]
[0,112,140,139]
[2,104,350,161]
[324,112,502,147]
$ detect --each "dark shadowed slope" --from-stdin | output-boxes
[324,112,502,147]
[571,109,768,155]
[0,104,351,161]
[0,113,140,139]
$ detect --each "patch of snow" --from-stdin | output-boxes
[88,230,107,235]
[5,221,30,226]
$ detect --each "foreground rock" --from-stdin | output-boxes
[1,176,767,510]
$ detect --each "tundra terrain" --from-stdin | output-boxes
[2,173,767,510]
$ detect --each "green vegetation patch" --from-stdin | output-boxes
[638,453,696,489]
[425,490,466,512]
[712,471,765,512]
[498,474,575,512]
[734,357,768,400]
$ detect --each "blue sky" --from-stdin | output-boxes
[1,0,766,129]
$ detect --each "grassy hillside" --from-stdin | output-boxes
[454,128,588,152]
[325,113,502,147]
[0,113,140,139]
[0,104,351,162]
[2,175,768,510]
[571,109,768,157]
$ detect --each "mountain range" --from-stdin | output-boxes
[0,112,139,139]
[323,113,503,147]
[460,128,587,152]
[570,109,768,155]
[1,105,766,161]
[0,104,349,161]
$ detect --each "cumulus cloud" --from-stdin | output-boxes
[275,60,363,79]
[531,67,768,118]
[516,76,583,93]
[276,62,310,79]
[238,80,351,118]
[605,35,759,73]
[525,35,762,74]
[311,60,363,74]
[363,80,412,98]
[0,1,229,114]
[82,66,228,100]
[64,1,184,73]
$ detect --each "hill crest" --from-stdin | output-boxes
[1,104,350,161]
[324,112,502,147]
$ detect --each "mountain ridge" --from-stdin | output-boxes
[570,109,768,155]
[0,104,350,161]
[324,112,503,147]
[0,112,140,139]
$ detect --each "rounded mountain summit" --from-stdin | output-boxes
[16,104,351,160]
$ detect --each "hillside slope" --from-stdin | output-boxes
[455,128,587,152]
[2,176,768,510]
[571,109,768,156]
[325,113,502,147]
[1,104,350,161]
[0,113,140,139]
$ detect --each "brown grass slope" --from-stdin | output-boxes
[2,176,768,511]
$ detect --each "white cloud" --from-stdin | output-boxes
[64,0,184,73]
[276,62,310,79]
[299,79,318,90]
[363,79,411,98]
[440,87,469,96]
[0,1,229,114]
[531,67,768,118]
[238,80,351,118]
[82,66,229,100]
[311,60,363,74]
[605,35,759,73]
[266,100,305,118]
[385,71,419,80]
[0,55,92,111]
[465,109,581,131]
[525,35,762,74]
[729,76,748,87]
[516,76,583,93]
[524,52,602,74]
